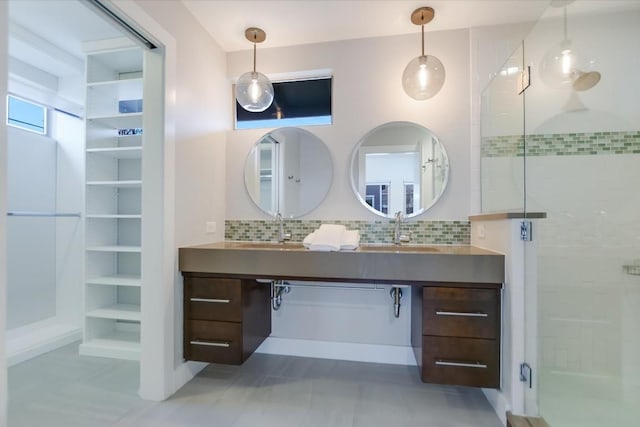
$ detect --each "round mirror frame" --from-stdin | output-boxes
[244,127,333,218]
[349,121,450,219]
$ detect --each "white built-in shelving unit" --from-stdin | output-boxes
[80,41,144,361]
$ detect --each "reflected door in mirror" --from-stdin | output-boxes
[350,122,449,218]
[244,127,333,218]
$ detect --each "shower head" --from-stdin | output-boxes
[572,70,601,91]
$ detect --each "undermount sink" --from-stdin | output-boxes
[227,242,305,250]
[360,245,440,253]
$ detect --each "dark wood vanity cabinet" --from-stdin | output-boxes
[183,275,271,365]
[411,284,501,388]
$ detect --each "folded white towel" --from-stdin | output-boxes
[340,230,360,250]
[303,231,316,248]
[308,224,346,252]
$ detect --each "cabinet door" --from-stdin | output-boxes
[185,320,243,365]
[185,277,243,322]
[422,287,500,339]
[421,336,500,388]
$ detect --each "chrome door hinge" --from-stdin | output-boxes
[520,221,533,241]
[518,65,531,95]
[520,362,533,388]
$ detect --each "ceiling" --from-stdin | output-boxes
[8,0,638,77]
[9,0,124,77]
[180,0,552,52]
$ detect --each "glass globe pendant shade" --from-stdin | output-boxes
[402,54,445,100]
[539,41,598,90]
[235,71,274,112]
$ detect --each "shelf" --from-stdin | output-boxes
[86,274,141,287]
[87,78,143,99]
[86,147,142,159]
[87,47,143,83]
[84,45,144,363]
[86,214,141,219]
[86,180,142,188]
[86,245,141,253]
[86,304,141,321]
[87,112,142,129]
[79,330,141,361]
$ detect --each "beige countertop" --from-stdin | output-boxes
[179,241,505,285]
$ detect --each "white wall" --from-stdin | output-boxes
[227,29,471,221]
[6,127,57,329]
[51,112,84,328]
[1,0,9,423]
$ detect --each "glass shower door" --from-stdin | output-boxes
[523,1,640,425]
[480,38,529,417]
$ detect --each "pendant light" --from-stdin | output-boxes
[235,27,274,112]
[402,7,445,100]
[539,5,601,91]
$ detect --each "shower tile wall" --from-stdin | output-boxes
[482,130,640,398]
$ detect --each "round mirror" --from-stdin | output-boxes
[244,127,333,218]
[350,121,449,218]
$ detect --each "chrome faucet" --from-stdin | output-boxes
[275,212,291,243]
[394,211,411,245]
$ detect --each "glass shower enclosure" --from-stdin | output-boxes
[481,1,640,426]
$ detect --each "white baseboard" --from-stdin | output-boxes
[255,337,417,366]
[6,319,82,366]
[482,388,510,426]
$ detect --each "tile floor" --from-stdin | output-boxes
[8,342,503,427]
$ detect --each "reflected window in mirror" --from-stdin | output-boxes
[350,121,449,218]
[244,127,333,218]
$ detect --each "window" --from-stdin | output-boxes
[7,95,47,134]
[235,77,332,130]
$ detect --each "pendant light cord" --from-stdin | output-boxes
[563,6,568,41]
[253,42,257,73]
[421,24,425,56]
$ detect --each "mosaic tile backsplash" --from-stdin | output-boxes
[481,130,640,158]
[225,219,470,245]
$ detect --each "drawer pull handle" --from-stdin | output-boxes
[190,298,230,304]
[435,311,488,318]
[190,340,230,348]
[435,360,487,369]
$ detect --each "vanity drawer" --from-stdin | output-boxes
[185,320,242,365]
[185,277,242,322]
[422,287,500,339]
[421,336,499,388]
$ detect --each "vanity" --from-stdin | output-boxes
[182,121,503,388]
[179,242,504,389]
